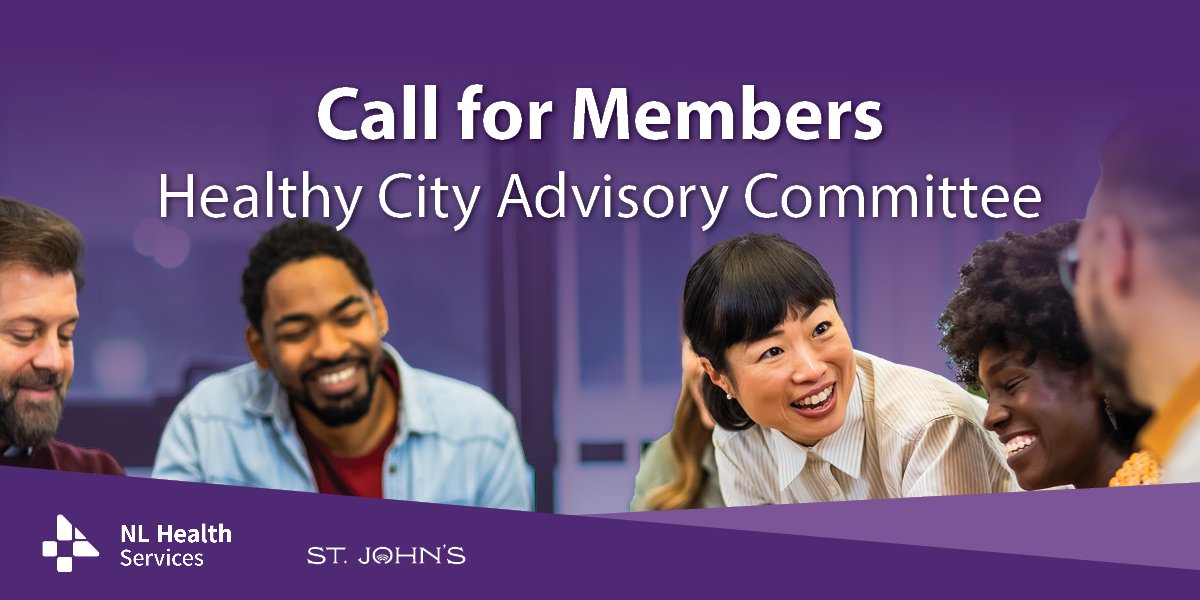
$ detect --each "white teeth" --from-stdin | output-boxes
[1004,434,1038,456]
[796,386,833,407]
[317,365,356,386]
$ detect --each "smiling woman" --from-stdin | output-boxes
[938,221,1157,490]
[681,233,1015,505]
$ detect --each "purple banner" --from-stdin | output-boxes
[4,468,1199,597]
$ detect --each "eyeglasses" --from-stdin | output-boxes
[1058,242,1079,296]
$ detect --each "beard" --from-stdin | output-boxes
[0,369,66,449]
[1085,295,1142,412]
[286,355,379,428]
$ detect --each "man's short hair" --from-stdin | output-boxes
[241,220,376,332]
[1098,112,1200,295]
[0,197,85,290]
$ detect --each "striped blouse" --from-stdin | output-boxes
[714,350,1017,505]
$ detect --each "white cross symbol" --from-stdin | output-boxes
[42,515,99,573]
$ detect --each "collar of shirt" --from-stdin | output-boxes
[1139,362,1200,460]
[767,371,865,493]
[1,445,33,458]
[243,342,438,443]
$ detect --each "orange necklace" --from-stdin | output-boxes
[1109,450,1161,487]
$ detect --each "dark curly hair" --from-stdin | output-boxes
[939,221,1087,388]
[939,221,1147,449]
[241,220,375,331]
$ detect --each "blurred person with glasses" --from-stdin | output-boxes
[1069,113,1200,484]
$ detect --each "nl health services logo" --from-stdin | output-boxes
[42,514,99,573]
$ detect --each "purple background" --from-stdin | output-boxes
[1,3,1194,517]
[5,468,1200,597]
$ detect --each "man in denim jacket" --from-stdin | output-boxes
[152,220,531,509]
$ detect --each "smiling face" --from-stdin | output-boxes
[703,300,856,446]
[0,264,78,449]
[247,256,389,428]
[978,346,1115,490]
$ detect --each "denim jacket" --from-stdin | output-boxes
[152,344,532,510]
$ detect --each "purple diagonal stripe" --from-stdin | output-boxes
[605,484,1200,570]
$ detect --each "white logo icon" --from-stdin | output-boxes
[42,515,99,573]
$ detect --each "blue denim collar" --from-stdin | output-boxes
[242,342,436,440]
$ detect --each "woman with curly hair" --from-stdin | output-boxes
[939,221,1157,489]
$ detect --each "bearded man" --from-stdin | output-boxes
[1070,115,1200,483]
[0,197,123,475]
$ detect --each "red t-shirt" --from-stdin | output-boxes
[296,361,399,498]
